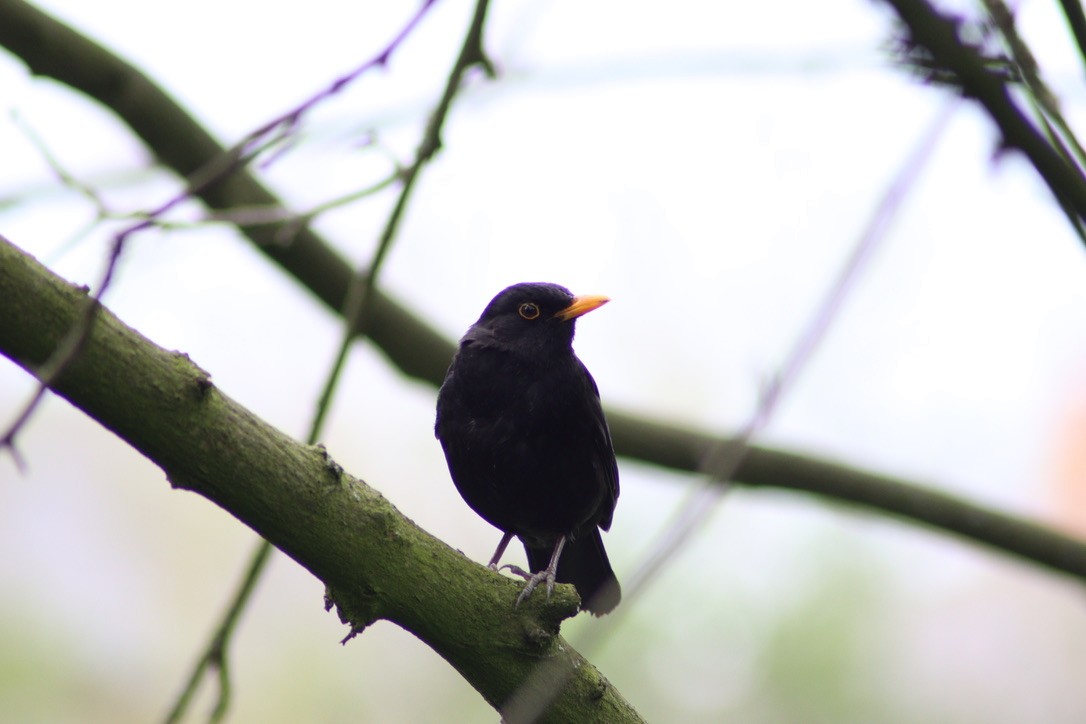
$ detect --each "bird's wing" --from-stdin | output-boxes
[579,359,619,530]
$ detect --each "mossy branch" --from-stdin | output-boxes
[0,234,643,723]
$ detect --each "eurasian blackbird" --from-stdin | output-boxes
[435,282,621,615]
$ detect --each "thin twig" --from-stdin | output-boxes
[309,0,494,439]
[129,172,403,238]
[273,170,403,245]
[164,539,272,723]
[163,1,493,720]
[625,101,959,604]
[978,0,1086,243]
[11,110,111,216]
[0,0,441,459]
[503,100,959,724]
[883,0,1086,225]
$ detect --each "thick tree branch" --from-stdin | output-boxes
[2,0,1086,589]
[610,415,1086,580]
[0,235,642,723]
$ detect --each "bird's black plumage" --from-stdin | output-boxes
[435,282,621,615]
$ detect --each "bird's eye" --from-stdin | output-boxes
[518,302,541,320]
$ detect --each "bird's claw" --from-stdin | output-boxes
[498,563,533,580]
[514,569,556,608]
[493,562,555,607]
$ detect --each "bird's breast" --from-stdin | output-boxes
[436,351,607,535]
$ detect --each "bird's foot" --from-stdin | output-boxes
[514,568,556,608]
[498,563,533,581]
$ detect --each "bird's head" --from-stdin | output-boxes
[463,282,610,355]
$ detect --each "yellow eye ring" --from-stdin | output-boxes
[518,302,541,320]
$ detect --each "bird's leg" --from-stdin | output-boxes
[486,531,516,570]
[488,531,534,581]
[515,536,566,607]
[490,531,532,581]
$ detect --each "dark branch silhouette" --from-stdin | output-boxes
[885,0,1086,226]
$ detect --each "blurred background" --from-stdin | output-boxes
[3,0,1086,721]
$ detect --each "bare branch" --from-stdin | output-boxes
[504,100,961,721]
[165,1,495,717]
[883,0,1086,226]
[0,0,440,452]
[310,0,494,439]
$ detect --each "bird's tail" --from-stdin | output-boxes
[526,529,621,616]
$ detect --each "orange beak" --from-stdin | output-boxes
[555,294,610,321]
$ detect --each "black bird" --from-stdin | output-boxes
[435,282,621,615]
